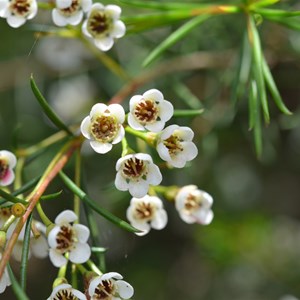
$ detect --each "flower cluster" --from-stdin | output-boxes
[80,88,213,236]
[0,1,125,51]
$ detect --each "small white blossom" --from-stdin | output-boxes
[88,272,134,300]
[0,254,11,294]
[82,3,126,51]
[127,195,168,236]
[0,0,37,28]
[175,185,213,225]
[156,125,198,168]
[0,150,16,186]
[48,210,91,267]
[47,283,86,300]
[52,0,92,27]
[81,103,125,154]
[115,153,162,198]
[128,89,174,132]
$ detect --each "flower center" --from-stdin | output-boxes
[163,134,183,156]
[91,114,119,143]
[184,193,201,213]
[56,225,75,253]
[0,207,11,219]
[9,0,31,16]
[94,280,115,299]
[53,289,79,300]
[0,159,9,180]
[133,99,159,125]
[122,158,147,179]
[87,10,111,37]
[59,0,80,16]
[134,202,155,221]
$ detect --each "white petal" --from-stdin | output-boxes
[66,11,83,26]
[145,121,165,133]
[111,20,126,38]
[31,236,49,258]
[69,243,91,263]
[51,284,72,297]
[90,103,107,117]
[0,0,8,17]
[82,20,92,38]
[81,0,92,12]
[132,221,150,236]
[0,169,15,186]
[105,4,121,19]
[194,209,214,225]
[88,277,102,297]
[159,100,174,121]
[12,241,25,261]
[115,172,128,191]
[90,141,112,154]
[156,142,171,162]
[52,9,68,27]
[27,0,37,19]
[47,226,60,248]
[127,113,145,131]
[168,156,186,168]
[112,126,125,145]
[129,95,142,111]
[178,211,196,224]
[116,280,134,299]
[72,289,87,300]
[143,89,164,103]
[151,209,168,230]
[160,124,178,140]
[94,36,114,52]
[128,180,148,198]
[134,153,152,163]
[55,210,77,225]
[176,126,194,141]
[108,104,125,123]
[0,151,17,168]
[116,155,130,171]
[101,272,123,281]
[56,0,72,9]
[146,164,162,186]
[49,248,68,267]
[73,224,90,243]
[181,142,198,161]
[7,15,26,28]
[80,116,92,139]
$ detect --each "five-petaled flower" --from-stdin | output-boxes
[115,153,162,198]
[128,89,174,133]
[0,254,11,294]
[156,125,198,168]
[48,210,91,267]
[52,0,92,27]
[88,272,134,300]
[0,150,17,186]
[47,283,86,300]
[175,185,214,225]
[82,3,126,51]
[0,0,37,28]
[126,195,168,236]
[81,103,125,154]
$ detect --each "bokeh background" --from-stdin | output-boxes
[1,0,300,299]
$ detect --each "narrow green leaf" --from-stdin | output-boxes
[41,190,63,201]
[249,81,257,130]
[248,16,270,123]
[0,176,40,205]
[143,15,210,67]
[7,264,30,300]
[20,214,33,290]
[59,172,139,233]
[91,247,107,253]
[0,189,27,205]
[265,16,300,31]
[254,8,300,18]
[173,109,204,118]
[173,82,203,109]
[261,56,292,115]
[30,75,73,136]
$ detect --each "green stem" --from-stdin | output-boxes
[74,150,81,221]
[2,215,16,232]
[58,261,68,278]
[36,202,52,227]
[87,260,102,275]
[125,126,157,147]
[76,263,88,275]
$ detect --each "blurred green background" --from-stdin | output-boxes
[1,0,300,299]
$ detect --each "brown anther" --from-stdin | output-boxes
[185,194,201,212]
[94,280,115,299]
[60,0,80,16]
[134,99,158,124]
[0,159,9,180]
[91,115,118,142]
[88,11,109,35]
[122,158,145,178]
[163,135,183,156]
[56,225,74,252]
[10,0,31,16]
[135,202,154,221]
[53,289,79,300]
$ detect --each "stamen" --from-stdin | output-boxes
[122,158,146,178]
[135,202,153,220]
[0,159,9,180]
[9,0,31,16]
[59,0,80,16]
[88,11,110,36]
[134,99,158,124]
[91,115,118,143]
[53,289,79,300]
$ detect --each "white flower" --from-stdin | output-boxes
[81,103,125,154]
[156,125,198,168]
[0,253,11,294]
[82,3,126,51]
[88,272,134,300]
[0,150,16,186]
[175,185,214,225]
[52,0,92,27]
[128,89,174,132]
[48,210,91,267]
[0,0,37,28]
[127,195,168,236]
[47,283,86,300]
[115,153,162,198]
